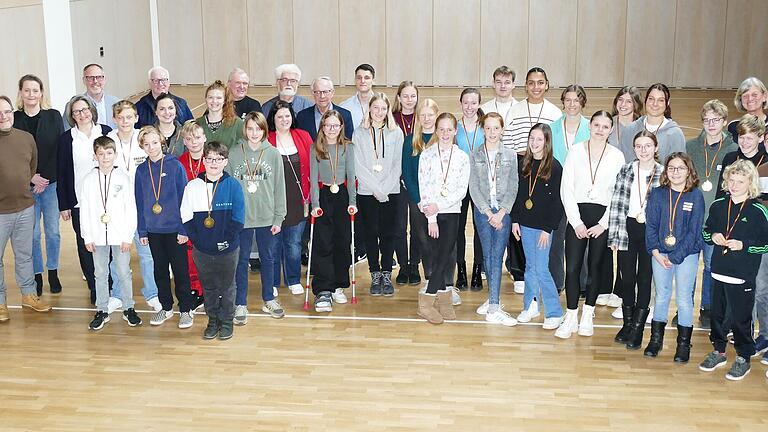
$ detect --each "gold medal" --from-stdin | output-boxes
[525,199,533,210]
[701,180,713,192]
[247,181,258,194]
[373,164,383,172]
[441,188,449,197]
[100,213,110,224]
[152,202,162,214]
[330,183,339,194]
[203,216,215,229]
[635,212,646,224]
[664,234,677,247]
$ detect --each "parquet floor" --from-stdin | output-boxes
[1,87,765,432]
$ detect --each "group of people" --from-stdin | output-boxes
[1,61,768,381]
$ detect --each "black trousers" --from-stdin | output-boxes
[148,232,193,312]
[394,182,421,266]
[710,279,756,358]
[310,185,352,295]
[457,194,483,266]
[409,200,431,278]
[426,213,459,294]
[70,208,96,299]
[505,155,526,279]
[357,193,398,272]
[193,247,238,321]
[565,203,610,309]
[617,217,652,308]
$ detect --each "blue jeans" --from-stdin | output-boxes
[473,208,510,306]
[699,242,714,309]
[237,227,276,305]
[110,231,159,301]
[520,225,563,318]
[93,245,134,312]
[32,183,60,274]
[652,252,698,326]
[273,220,306,287]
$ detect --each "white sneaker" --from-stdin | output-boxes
[150,309,173,326]
[178,311,194,329]
[543,315,564,330]
[486,309,517,326]
[273,287,279,297]
[612,307,623,319]
[146,296,162,312]
[233,305,248,325]
[476,300,506,315]
[262,299,285,318]
[513,281,525,294]
[481,271,487,280]
[606,293,622,308]
[517,300,540,323]
[450,287,461,306]
[289,284,304,295]
[107,297,123,314]
[647,307,654,324]
[595,294,611,306]
[554,309,579,339]
[332,288,348,304]
[578,305,595,336]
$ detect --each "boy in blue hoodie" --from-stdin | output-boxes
[181,141,245,340]
[135,126,193,329]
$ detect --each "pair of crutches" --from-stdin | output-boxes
[303,211,358,310]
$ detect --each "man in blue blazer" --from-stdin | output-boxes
[296,77,354,141]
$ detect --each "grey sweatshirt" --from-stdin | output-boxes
[310,142,357,208]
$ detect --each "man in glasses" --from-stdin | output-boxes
[296,77,354,140]
[261,64,311,117]
[135,66,194,128]
[63,64,120,130]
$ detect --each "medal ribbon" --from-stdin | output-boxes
[667,188,684,236]
[148,156,165,205]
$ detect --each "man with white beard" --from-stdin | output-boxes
[261,64,311,116]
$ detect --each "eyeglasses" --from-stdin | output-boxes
[667,166,688,173]
[324,123,341,130]
[278,78,299,85]
[204,157,226,164]
[72,108,91,116]
[313,90,333,96]
[702,117,724,125]
[633,144,655,150]
[84,75,105,82]
[0,110,12,116]
[150,78,169,84]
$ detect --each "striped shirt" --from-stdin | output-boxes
[501,99,562,153]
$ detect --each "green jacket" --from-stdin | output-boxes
[685,130,736,217]
[226,139,287,228]
[196,116,244,149]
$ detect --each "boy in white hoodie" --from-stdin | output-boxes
[80,136,140,330]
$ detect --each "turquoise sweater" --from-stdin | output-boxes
[550,115,590,165]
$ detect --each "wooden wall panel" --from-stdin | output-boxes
[292,0,340,85]
[157,0,205,84]
[202,0,249,84]
[247,0,293,86]
[721,0,768,87]
[576,0,627,87]
[0,4,48,102]
[111,0,153,98]
[624,0,676,87]
[528,0,577,87]
[433,0,481,86]
[673,0,727,87]
[386,0,433,86]
[480,0,529,89]
[338,0,386,86]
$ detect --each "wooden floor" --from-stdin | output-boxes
[2,88,766,431]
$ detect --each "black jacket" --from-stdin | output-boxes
[13,109,65,182]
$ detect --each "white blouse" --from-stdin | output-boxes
[418,143,470,223]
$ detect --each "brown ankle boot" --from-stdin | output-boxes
[435,290,456,320]
[21,294,51,312]
[417,293,443,324]
[0,304,9,322]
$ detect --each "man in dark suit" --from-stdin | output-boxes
[296,77,354,141]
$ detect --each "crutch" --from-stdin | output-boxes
[303,210,322,311]
[350,211,358,304]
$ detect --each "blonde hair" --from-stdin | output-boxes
[722,159,761,199]
[362,92,396,130]
[315,110,349,160]
[242,111,269,143]
[17,74,51,110]
[138,125,166,150]
[111,100,137,118]
[425,112,458,149]
[701,99,728,120]
[412,98,440,155]
[736,113,766,137]
[180,119,204,139]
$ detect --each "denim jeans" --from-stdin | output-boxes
[237,226,276,305]
[754,253,768,338]
[274,220,306,287]
[520,225,563,318]
[0,206,36,304]
[473,208,510,307]
[32,183,60,274]
[699,242,714,309]
[194,247,238,321]
[109,231,159,302]
[93,245,134,312]
[651,252,699,326]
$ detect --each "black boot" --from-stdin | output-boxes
[34,273,43,296]
[396,264,409,285]
[626,307,650,350]
[470,263,483,292]
[203,317,219,340]
[408,264,422,285]
[673,325,693,363]
[644,320,666,357]
[614,304,634,343]
[48,269,62,294]
[455,262,468,291]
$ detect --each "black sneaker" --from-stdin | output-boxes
[122,308,142,326]
[382,271,395,296]
[248,258,261,272]
[89,311,110,331]
[370,272,383,296]
[219,319,234,340]
[395,266,409,285]
[193,294,205,312]
[725,356,751,381]
[698,351,727,372]
[301,252,309,266]
[203,317,219,339]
